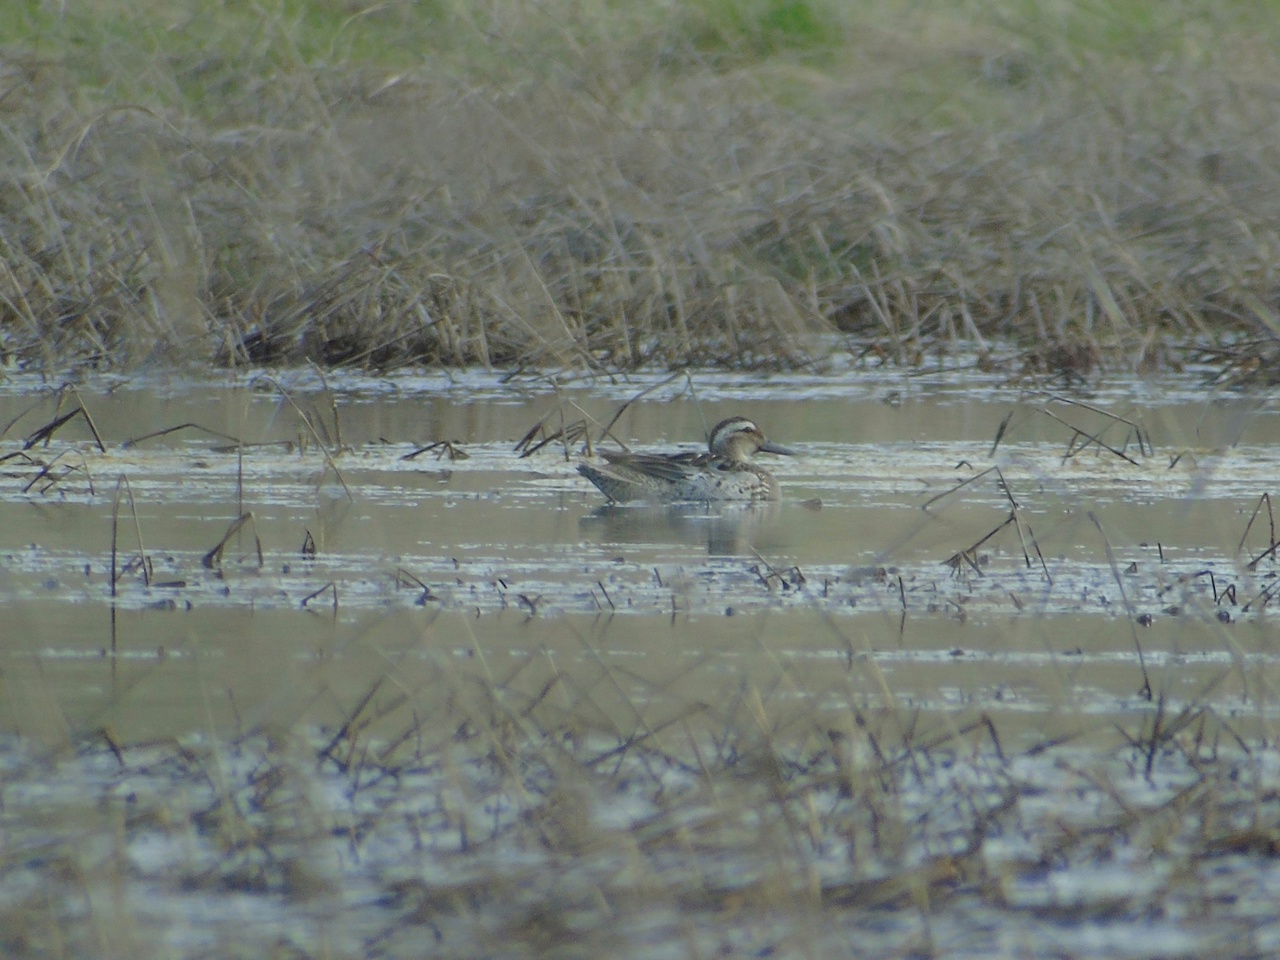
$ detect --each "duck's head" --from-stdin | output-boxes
[707,416,797,461]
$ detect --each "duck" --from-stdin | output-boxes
[577,415,796,503]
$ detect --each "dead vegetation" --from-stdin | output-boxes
[1,2,1279,376]
[1,645,1277,959]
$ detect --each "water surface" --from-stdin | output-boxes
[3,362,1280,959]
[2,363,1277,742]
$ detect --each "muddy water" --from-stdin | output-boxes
[2,365,1279,744]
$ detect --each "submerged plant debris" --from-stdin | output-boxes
[2,367,1277,625]
[1,715,1279,959]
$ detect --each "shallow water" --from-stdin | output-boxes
[3,361,1280,959]
[2,362,1279,742]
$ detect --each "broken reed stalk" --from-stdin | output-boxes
[923,465,1018,512]
[202,512,263,569]
[1238,492,1279,570]
[584,700,709,768]
[927,458,1050,580]
[0,450,40,468]
[987,410,1015,458]
[944,513,1017,576]
[122,422,244,447]
[21,389,108,453]
[258,376,353,500]
[110,473,151,591]
[596,580,615,610]
[1009,508,1051,582]
[987,398,1152,464]
[894,712,1007,766]
[21,448,94,496]
[110,481,119,599]
[514,409,590,458]
[23,408,90,450]
[1041,395,1152,465]
[319,675,387,771]
[401,439,469,461]
[67,386,107,451]
[1,396,57,440]
[1088,510,1152,700]
[307,360,343,452]
[1044,407,1141,465]
[393,566,438,603]
[1118,674,1230,779]
[300,581,338,614]
[749,549,806,591]
[1045,397,1154,459]
[553,385,574,461]
[1241,578,1280,613]
[595,372,684,447]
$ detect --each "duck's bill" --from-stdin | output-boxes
[759,441,798,456]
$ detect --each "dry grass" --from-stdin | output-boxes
[2,1,1280,376]
[1,637,1277,958]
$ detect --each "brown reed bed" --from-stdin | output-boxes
[1,2,1279,377]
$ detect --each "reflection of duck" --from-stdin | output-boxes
[580,501,785,556]
[577,416,797,503]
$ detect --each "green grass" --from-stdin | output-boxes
[679,0,845,63]
[2,1,1280,376]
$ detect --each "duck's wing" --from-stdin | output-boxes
[598,450,709,483]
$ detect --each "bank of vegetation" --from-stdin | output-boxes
[1,1,1278,381]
